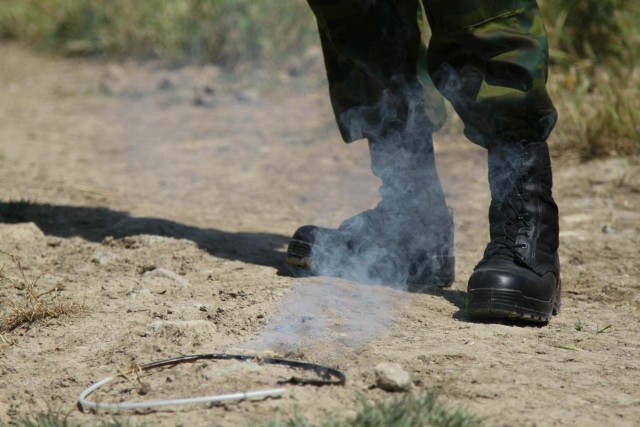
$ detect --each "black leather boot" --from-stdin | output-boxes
[286,124,454,288]
[467,141,561,322]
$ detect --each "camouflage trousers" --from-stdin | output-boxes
[307,0,557,147]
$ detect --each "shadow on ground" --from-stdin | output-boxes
[0,201,539,325]
[0,200,289,270]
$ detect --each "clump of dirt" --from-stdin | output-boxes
[0,42,638,426]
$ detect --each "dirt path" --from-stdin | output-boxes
[0,42,639,426]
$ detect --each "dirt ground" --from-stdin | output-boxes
[0,42,639,426]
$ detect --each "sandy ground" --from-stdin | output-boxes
[0,42,639,426]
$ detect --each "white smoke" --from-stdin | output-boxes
[243,277,410,359]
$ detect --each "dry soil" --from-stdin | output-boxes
[0,42,639,426]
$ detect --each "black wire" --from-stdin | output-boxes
[136,353,346,386]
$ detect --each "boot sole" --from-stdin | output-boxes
[466,287,561,323]
[286,237,312,267]
[286,237,455,288]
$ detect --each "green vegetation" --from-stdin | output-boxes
[542,0,630,62]
[4,410,137,427]
[541,0,640,159]
[341,391,482,427]
[7,390,481,427]
[22,417,129,427]
[261,390,482,426]
[573,318,613,334]
[0,0,316,67]
[0,0,637,159]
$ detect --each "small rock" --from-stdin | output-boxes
[137,264,157,275]
[91,250,118,266]
[194,302,211,312]
[234,89,259,104]
[193,85,216,107]
[601,224,615,234]
[375,362,413,392]
[47,238,62,247]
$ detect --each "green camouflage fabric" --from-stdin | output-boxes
[307,0,557,147]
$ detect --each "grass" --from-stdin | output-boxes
[339,391,482,427]
[0,250,83,334]
[572,318,613,335]
[5,389,481,427]
[260,390,483,427]
[541,0,640,159]
[547,60,640,160]
[0,0,316,68]
[5,411,137,427]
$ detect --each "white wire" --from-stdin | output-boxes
[78,375,287,411]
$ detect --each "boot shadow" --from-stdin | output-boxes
[0,200,289,270]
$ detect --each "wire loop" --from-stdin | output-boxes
[78,353,346,412]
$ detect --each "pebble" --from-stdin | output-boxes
[601,224,615,234]
[90,249,118,265]
[374,362,413,392]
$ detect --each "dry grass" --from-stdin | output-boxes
[542,0,640,160]
[548,62,640,160]
[0,250,83,335]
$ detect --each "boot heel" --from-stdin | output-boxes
[434,254,455,288]
[286,238,311,267]
[407,253,455,289]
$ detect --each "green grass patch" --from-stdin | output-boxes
[6,390,481,427]
[261,390,483,427]
[0,0,317,67]
[541,0,640,159]
[3,410,138,427]
[343,391,482,427]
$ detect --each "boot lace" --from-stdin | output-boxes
[483,174,533,264]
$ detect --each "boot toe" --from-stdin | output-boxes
[467,259,560,322]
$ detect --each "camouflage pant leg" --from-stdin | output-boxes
[306,0,446,143]
[307,0,556,146]
[423,0,557,147]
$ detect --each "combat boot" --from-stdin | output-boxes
[467,141,561,322]
[286,124,454,288]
